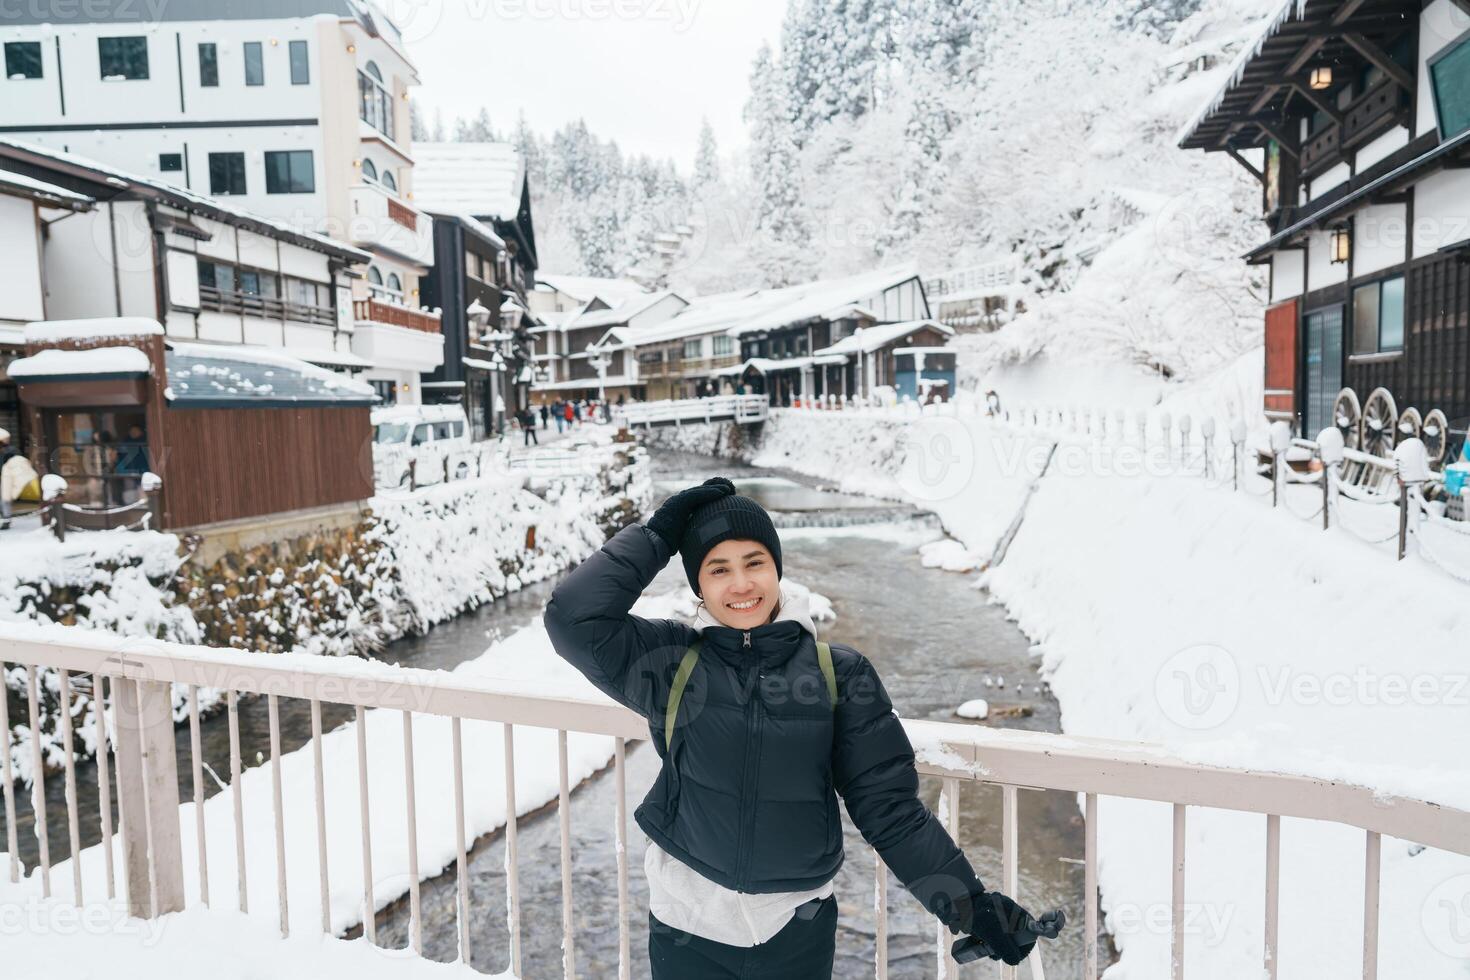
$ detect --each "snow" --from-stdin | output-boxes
[22,317,163,344]
[166,341,377,399]
[813,319,953,357]
[955,699,989,720]
[918,538,983,573]
[6,347,151,379]
[0,888,500,979]
[411,142,524,221]
[0,167,94,206]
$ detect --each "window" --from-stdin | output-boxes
[287,278,323,308]
[683,338,703,360]
[1351,276,1405,354]
[198,259,236,292]
[264,150,314,194]
[98,36,148,80]
[207,152,246,195]
[386,273,403,299]
[712,335,734,356]
[361,158,378,182]
[380,169,396,192]
[465,251,480,280]
[1430,32,1470,139]
[159,153,182,172]
[357,60,394,136]
[5,41,42,80]
[289,40,308,84]
[243,41,263,86]
[197,42,217,86]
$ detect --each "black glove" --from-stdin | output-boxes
[951,889,1037,966]
[645,477,736,552]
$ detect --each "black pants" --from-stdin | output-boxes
[649,896,836,979]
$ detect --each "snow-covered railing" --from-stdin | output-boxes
[4,627,1469,980]
[613,393,768,429]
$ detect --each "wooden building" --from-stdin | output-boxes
[11,318,375,529]
[1180,0,1470,461]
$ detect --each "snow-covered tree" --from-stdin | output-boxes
[693,118,721,189]
[746,42,819,286]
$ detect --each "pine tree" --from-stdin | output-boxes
[409,97,428,141]
[693,118,720,188]
[431,107,446,142]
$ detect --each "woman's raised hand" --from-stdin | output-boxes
[645,477,736,551]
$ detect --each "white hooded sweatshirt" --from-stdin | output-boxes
[642,582,837,946]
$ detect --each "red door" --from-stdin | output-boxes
[1264,299,1298,422]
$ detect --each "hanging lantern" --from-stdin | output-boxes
[1309,65,1333,90]
[1331,226,1351,264]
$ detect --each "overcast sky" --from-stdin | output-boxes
[397,0,789,167]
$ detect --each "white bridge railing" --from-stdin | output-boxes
[2,627,1468,980]
[613,393,769,429]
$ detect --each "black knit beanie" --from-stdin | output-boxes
[679,494,783,597]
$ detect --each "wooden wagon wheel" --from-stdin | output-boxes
[1332,387,1362,450]
[1397,406,1423,446]
[1361,387,1398,458]
[1422,409,1450,466]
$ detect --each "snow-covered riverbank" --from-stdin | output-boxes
[648,397,1470,978]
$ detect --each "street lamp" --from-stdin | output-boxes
[467,299,492,340]
[586,341,612,403]
[500,295,525,334]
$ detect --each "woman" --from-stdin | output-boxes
[545,478,1036,977]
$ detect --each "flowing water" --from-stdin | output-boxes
[9,448,1090,978]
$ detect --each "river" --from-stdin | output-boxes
[7,447,1091,978]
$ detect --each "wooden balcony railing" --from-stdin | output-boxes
[386,197,418,232]
[199,286,336,328]
[352,297,442,334]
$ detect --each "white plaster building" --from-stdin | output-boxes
[0,0,441,403]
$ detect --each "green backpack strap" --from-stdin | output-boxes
[665,640,702,751]
[665,637,839,751]
[816,640,838,708]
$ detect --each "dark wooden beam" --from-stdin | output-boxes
[1285,37,1326,76]
[1369,190,1411,205]
[1227,145,1266,182]
[1254,121,1300,159]
[1329,0,1373,27]
[1290,82,1343,124]
[1341,32,1415,91]
[1249,83,1284,116]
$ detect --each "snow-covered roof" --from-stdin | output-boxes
[429,211,507,251]
[536,274,648,306]
[569,291,681,330]
[411,142,525,221]
[1175,0,1308,149]
[813,319,953,357]
[0,168,93,209]
[166,341,377,405]
[726,265,923,337]
[372,403,468,424]
[0,138,371,263]
[7,346,151,379]
[24,317,164,344]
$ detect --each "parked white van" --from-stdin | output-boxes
[372,404,473,487]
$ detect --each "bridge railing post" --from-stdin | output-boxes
[112,676,186,917]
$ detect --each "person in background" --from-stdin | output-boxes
[521,408,539,447]
[0,428,18,529]
[564,399,575,430]
[539,402,550,429]
[114,423,150,504]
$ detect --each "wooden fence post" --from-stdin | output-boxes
[1397,480,1409,561]
[112,676,185,916]
[51,490,66,542]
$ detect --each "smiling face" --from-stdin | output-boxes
[698,538,780,629]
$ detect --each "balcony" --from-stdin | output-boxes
[1299,80,1406,177]
[348,183,434,267]
[351,297,444,372]
[200,286,337,328]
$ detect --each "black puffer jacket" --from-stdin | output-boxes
[544,522,984,921]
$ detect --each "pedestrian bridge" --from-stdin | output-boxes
[3,626,1467,979]
[613,393,768,429]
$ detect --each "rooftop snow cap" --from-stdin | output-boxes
[679,492,783,597]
